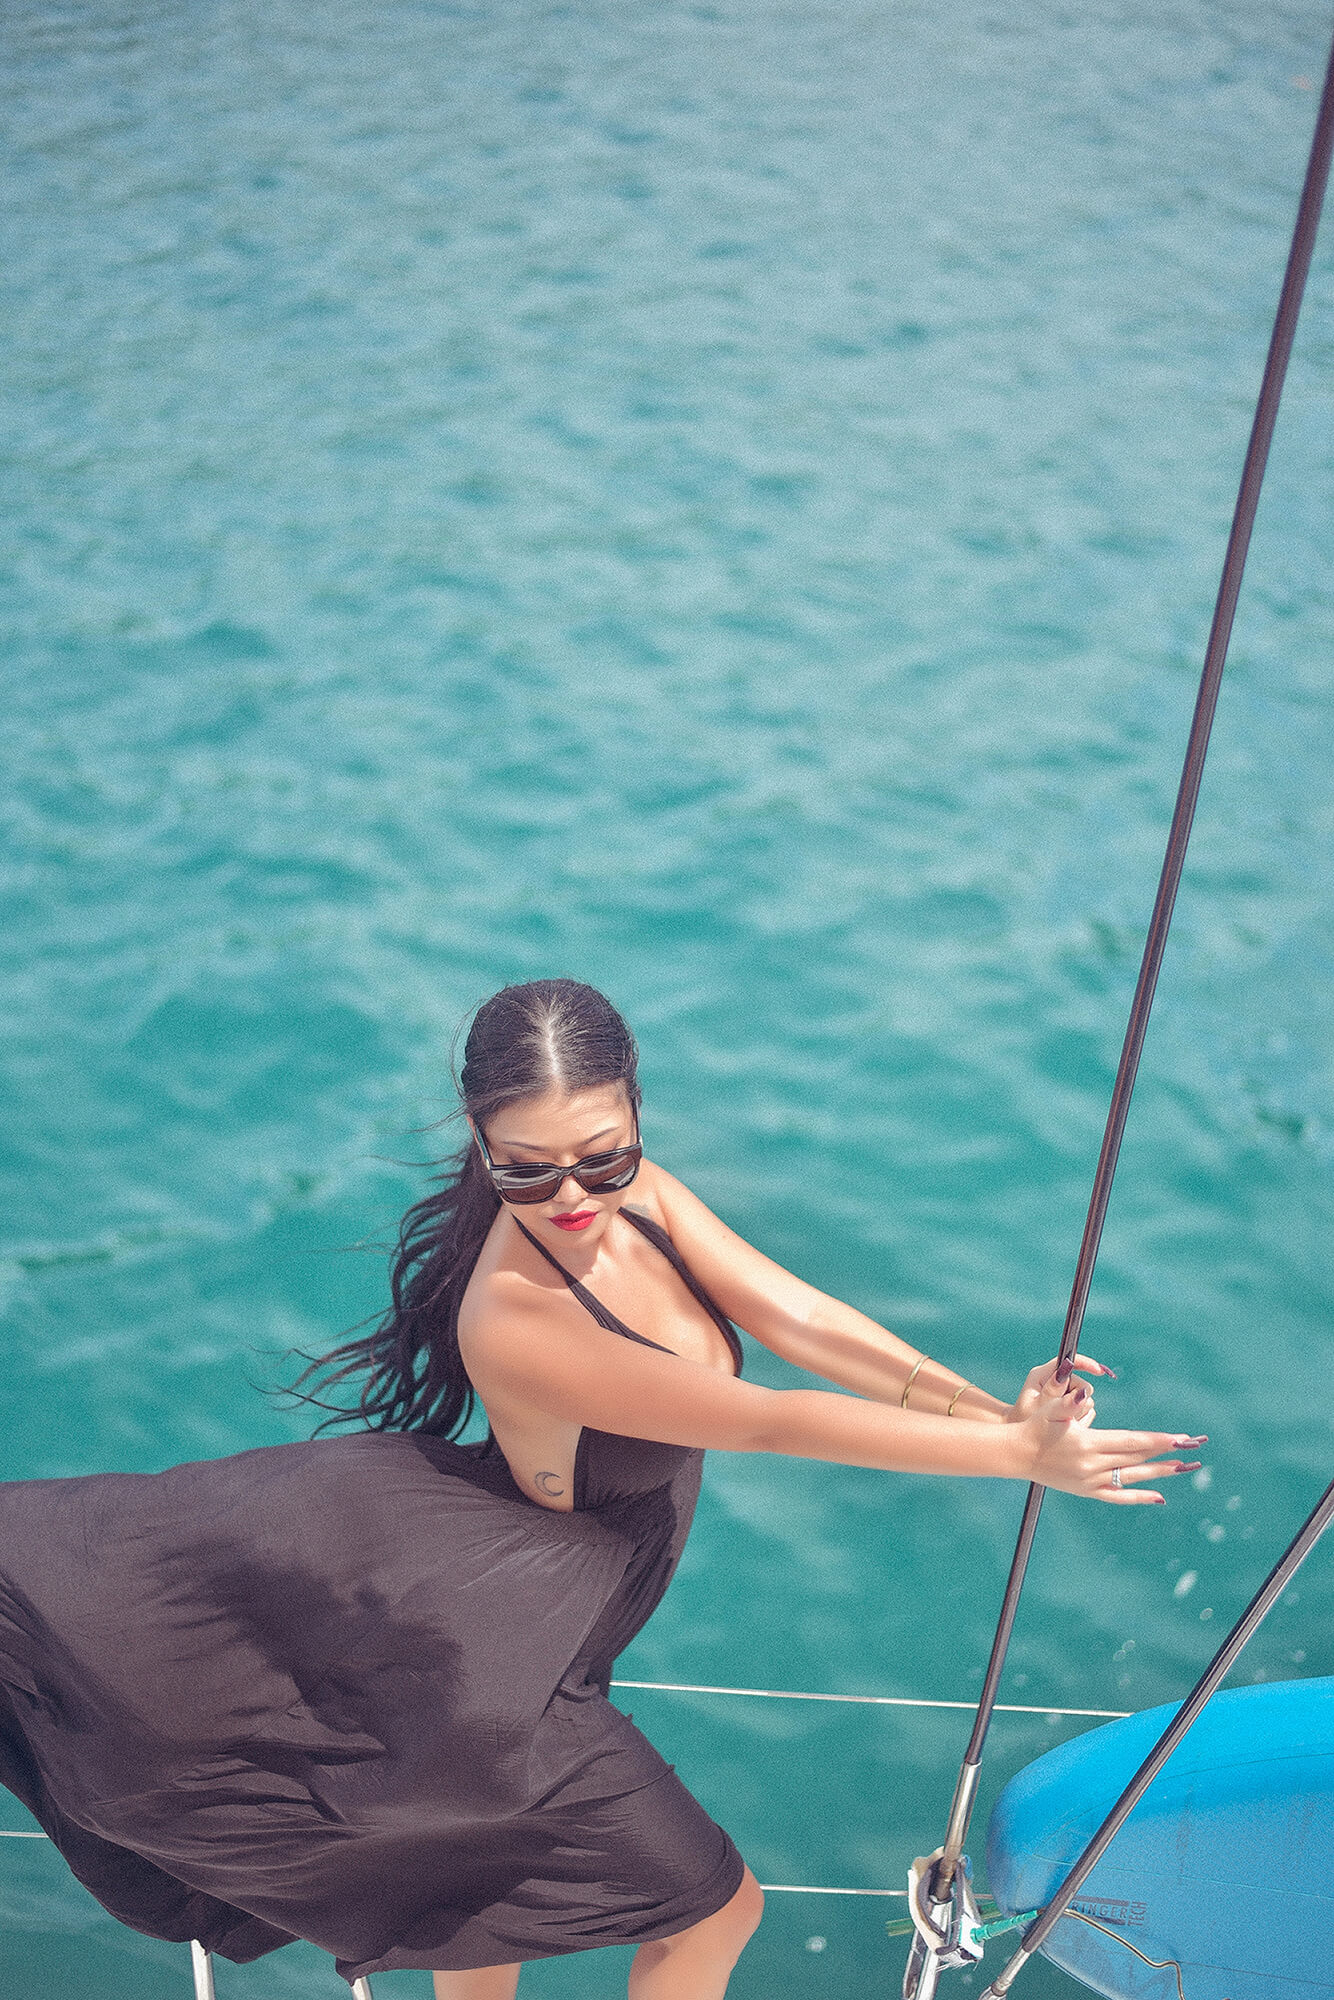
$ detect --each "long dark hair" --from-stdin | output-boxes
[279,979,641,1438]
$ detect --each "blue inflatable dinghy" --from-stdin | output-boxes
[984,1675,1334,2000]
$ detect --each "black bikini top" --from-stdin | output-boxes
[513,1209,744,1377]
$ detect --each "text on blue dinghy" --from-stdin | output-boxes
[984,1676,1334,2000]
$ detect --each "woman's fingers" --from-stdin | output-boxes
[1037,1367,1091,1404]
[1047,1376,1095,1417]
[1093,1434,1206,1504]
[1036,1352,1114,1393]
[1053,1350,1114,1383]
[1100,1463,1198,1505]
[1104,1430,1207,1458]
[1111,1458,1202,1483]
[1031,1413,1208,1504]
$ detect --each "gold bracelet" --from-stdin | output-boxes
[946,1383,967,1418]
[901,1354,929,1409]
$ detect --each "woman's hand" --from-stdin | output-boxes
[1004,1352,1115,1425]
[1013,1368,1206,1503]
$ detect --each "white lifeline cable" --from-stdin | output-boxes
[0,1824,909,1899]
[0,1827,911,1898]
[0,1824,911,1899]
[609,1679,1127,1899]
[2,1682,1125,1901]
[763,1883,908,1897]
[611,1680,1130,1719]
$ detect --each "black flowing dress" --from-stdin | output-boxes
[0,1210,748,1983]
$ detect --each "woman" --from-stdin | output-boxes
[0,978,1200,1998]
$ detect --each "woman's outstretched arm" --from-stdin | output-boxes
[469,1269,1200,1506]
[640,1165,1107,1421]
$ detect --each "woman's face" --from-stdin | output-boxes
[473,1082,640,1248]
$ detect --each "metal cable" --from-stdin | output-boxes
[0,1831,910,1897]
[1063,1913,1187,2000]
[611,1680,1128,1717]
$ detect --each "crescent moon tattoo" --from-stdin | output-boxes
[534,1470,566,1497]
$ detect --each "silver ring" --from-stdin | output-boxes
[1111,1467,1122,1489]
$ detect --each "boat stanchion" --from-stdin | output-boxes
[189,1939,374,1998]
[899,1846,987,1998]
[901,1749,987,1998]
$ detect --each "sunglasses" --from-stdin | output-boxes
[473,1111,642,1205]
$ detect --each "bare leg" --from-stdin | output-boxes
[627,1869,764,2000]
[432,1965,520,2000]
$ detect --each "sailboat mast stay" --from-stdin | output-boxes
[902,22,1334,2000]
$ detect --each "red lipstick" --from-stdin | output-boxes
[551,1210,597,1231]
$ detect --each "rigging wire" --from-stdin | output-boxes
[611,1680,1129,1718]
[0,1685,1128,1857]
[905,21,1334,1994]
[1062,1914,1187,2000]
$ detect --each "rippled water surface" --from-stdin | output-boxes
[3,1,1334,1994]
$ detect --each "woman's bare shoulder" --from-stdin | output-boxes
[617,1155,674,1229]
[456,1228,566,1343]
[621,1156,726,1231]
[622,1159,736,1249]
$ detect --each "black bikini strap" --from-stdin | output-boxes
[512,1219,667,1351]
[513,1213,743,1375]
[619,1210,745,1374]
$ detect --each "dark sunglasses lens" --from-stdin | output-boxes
[573,1148,641,1192]
[492,1169,564,1204]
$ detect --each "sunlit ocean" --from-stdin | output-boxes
[3,1,1333,1994]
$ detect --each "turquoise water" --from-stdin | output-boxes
[3,0,1334,1994]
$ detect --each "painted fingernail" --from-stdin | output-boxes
[1098,1364,1119,1379]
[1153,1495,1167,1505]
[1054,1356,1073,1384]
[1173,1435,1207,1446]
[1178,1462,1202,1473]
